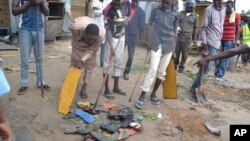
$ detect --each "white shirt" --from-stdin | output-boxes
[91,0,111,31]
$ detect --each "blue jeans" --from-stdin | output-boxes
[19,28,45,87]
[214,41,234,78]
[192,45,219,89]
[100,43,105,66]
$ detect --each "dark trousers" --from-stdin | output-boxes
[175,35,192,68]
[124,34,138,74]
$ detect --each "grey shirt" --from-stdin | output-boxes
[178,11,199,38]
[200,4,226,49]
[149,6,179,54]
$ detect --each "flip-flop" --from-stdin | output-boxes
[113,90,126,96]
[150,97,161,105]
[129,122,144,131]
[103,92,115,100]
[135,100,144,109]
[117,128,129,141]
[75,109,95,124]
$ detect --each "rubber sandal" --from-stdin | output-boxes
[150,97,161,105]
[135,100,144,109]
[129,122,144,131]
[103,92,115,100]
[113,90,126,96]
[75,109,95,124]
[117,128,129,141]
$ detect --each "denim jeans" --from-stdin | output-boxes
[192,45,219,89]
[19,28,45,87]
[214,41,234,78]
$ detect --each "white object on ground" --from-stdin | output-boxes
[204,121,221,136]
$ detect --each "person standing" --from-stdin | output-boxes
[135,0,179,109]
[241,17,250,65]
[91,0,112,67]
[102,0,130,99]
[175,0,198,73]
[214,0,240,81]
[191,0,226,94]
[123,0,146,80]
[12,0,50,95]
[62,0,73,33]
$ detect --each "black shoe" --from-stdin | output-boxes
[123,73,129,80]
[178,66,185,73]
[17,86,28,95]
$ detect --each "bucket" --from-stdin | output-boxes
[0,69,10,96]
[0,34,18,45]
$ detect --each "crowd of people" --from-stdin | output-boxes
[1,0,250,140]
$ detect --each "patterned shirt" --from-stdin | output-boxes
[103,1,130,38]
[70,30,103,69]
[149,6,179,54]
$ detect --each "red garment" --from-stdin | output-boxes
[130,8,136,17]
[222,13,241,41]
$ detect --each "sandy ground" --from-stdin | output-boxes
[1,38,250,141]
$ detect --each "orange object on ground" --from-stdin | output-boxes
[58,67,82,114]
[103,102,116,109]
[163,59,177,99]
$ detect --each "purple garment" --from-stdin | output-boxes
[200,4,226,49]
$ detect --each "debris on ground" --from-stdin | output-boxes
[204,121,221,136]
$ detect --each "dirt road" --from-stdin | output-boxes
[1,39,250,141]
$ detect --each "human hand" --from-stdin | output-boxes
[193,57,208,70]
[201,43,209,56]
[0,122,11,141]
[30,0,41,5]
[111,48,116,57]
[171,52,176,59]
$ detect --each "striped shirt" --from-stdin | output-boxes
[222,13,241,41]
[200,4,226,49]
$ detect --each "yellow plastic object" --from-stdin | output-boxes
[163,59,177,99]
[58,67,82,114]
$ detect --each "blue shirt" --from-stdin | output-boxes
[19,0,44,31]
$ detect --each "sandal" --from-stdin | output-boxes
[135,100,144,109]
[80,91,88,99]
[103,92,115,100]
[38,85,51,91]
[113,89,126,96]
[150,97,161,105]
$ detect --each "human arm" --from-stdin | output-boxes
[192,14,199,45]
[12,0,31,16]
[0,99,11,141]
[39,0,49,16]
[195,44,250,67]
[138,9,146,36]
[235,13,241,47]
